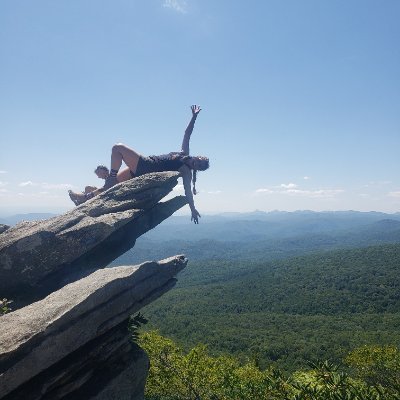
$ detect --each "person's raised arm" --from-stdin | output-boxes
[181,165,201,224]
[181,105,201,155]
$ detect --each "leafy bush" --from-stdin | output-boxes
[0,298,12,316]
[346,345,400,393]
[138,331,400,400]
[128,312,148,342]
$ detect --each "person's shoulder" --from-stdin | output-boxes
[178,146,190,155]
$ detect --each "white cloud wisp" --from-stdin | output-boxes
[163,0,187,13]
[255,185,344,199]
[18,181,73,190]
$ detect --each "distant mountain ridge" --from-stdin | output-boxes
[111,212,400,266]
[2,210,399,228]
[140,210,400,242]
[0,213,59,226]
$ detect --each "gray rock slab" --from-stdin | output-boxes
[0,255,187,398]
[0,172,188,301]
[2,322,149,400]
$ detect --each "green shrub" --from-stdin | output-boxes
[138,331,400,400]
[0,298,12,316]
[346,345,400,394]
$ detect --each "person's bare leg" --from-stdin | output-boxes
[105,144,141,189]
[117,167,132,182]
[110,143,141,173]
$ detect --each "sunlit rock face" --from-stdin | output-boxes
[0,172,187,304]
[0,172,189,400]
[0,255,188,400]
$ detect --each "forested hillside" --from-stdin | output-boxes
[142,243,400,371]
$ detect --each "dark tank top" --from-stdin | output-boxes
[134,152,187,176]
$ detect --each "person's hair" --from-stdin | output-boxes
[182,156,210,195]
[194,156,210,171]
[95,165,109,174]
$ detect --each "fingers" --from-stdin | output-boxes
[191,210,201,224]
[191,105,202,114]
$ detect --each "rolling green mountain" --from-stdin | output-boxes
[142,243,400,371]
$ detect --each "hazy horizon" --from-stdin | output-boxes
[1,208,400,221]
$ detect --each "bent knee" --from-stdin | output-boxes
[112,143,127,152]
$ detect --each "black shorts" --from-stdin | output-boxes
[130,156,153,178]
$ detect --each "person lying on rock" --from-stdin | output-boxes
[68,105,209,224]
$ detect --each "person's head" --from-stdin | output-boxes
[192,156,210,171]
[95,165,109,179]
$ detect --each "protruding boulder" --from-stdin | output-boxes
[0,255,188,399]
[0,172,187,303]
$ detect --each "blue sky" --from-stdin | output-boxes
[0,0,399,216]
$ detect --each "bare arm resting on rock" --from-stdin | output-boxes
[68,105,209,224]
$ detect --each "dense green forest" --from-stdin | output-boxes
[142,243,400,371]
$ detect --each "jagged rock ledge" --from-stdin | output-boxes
[0,255,188,400]
[0,172,187,305]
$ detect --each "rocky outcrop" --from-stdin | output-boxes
[0,255,187,399]
[0,172,187,305]
[0,172,190,399]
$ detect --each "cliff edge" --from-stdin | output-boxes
[0,172,189,399]
[0,171,187,305]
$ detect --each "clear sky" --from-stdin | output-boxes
[0,0,399,216]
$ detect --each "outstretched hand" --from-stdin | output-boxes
[191,208,201,224]
[191,105,201,116]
